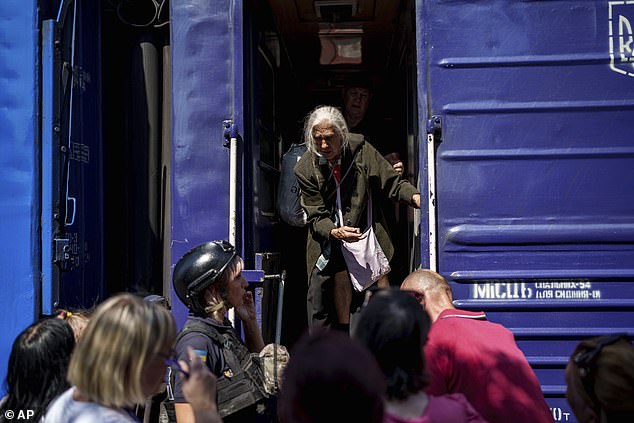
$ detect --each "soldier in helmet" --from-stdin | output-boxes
[171,241,270,423]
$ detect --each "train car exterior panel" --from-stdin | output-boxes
[170,0,244,327]
[421,0,634,419]
[1,1,633,417]
[0,0,40,397]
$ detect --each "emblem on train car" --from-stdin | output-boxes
[609,1,634,77]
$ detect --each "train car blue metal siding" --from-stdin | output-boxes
[0,1,632,418]
[170,0,244,328]
[0,0,39,397]
[420,0,634,419]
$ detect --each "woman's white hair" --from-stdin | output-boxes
[303,105,349,156]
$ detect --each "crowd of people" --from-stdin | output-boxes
[1,249,631,423]
[1,98,633,423]
[0,260,634,423]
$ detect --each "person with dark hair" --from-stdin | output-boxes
[342,79,403,176]
[278,329,385,423]
[171,240,270,423]
[342,78,410,287]
[295,105,420,333]
[0,318,75,422]
[354,289,486,423]
[400,270,553,423]
[566,334,634,423]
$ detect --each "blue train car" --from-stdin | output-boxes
[1,0,633,420]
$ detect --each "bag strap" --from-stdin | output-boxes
[334,143,372,228]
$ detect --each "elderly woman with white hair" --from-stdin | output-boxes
[294,105,421,333]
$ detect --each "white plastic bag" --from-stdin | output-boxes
[337,187,390,291]
[341,226,391,291]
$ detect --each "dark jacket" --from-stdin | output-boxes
[294,133,419,276]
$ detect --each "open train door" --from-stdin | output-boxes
[170,0,246,327]
[41,0,105,313]
[419,0,634,420]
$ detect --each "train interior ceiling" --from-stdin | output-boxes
[46,0,418,329]
[259,0,418,146]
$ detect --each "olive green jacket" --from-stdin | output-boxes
[294,133,420,277]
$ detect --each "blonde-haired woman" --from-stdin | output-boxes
[43,294,186,422]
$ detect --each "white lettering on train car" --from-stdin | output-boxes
[473,283,532,299]
[472,280,602,301]
[550,407,571,421]
[609,1,634,77]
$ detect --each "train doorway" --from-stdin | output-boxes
[244,0,421,347]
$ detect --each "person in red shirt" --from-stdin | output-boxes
[400,270,554,423]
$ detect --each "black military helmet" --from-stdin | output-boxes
[172,240,237,314]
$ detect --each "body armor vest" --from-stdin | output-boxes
[175,320,269,418]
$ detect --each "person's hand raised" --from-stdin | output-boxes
[234,290,257,322]
[180,347,222,423]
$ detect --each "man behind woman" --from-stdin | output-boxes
[401,270,553,423]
